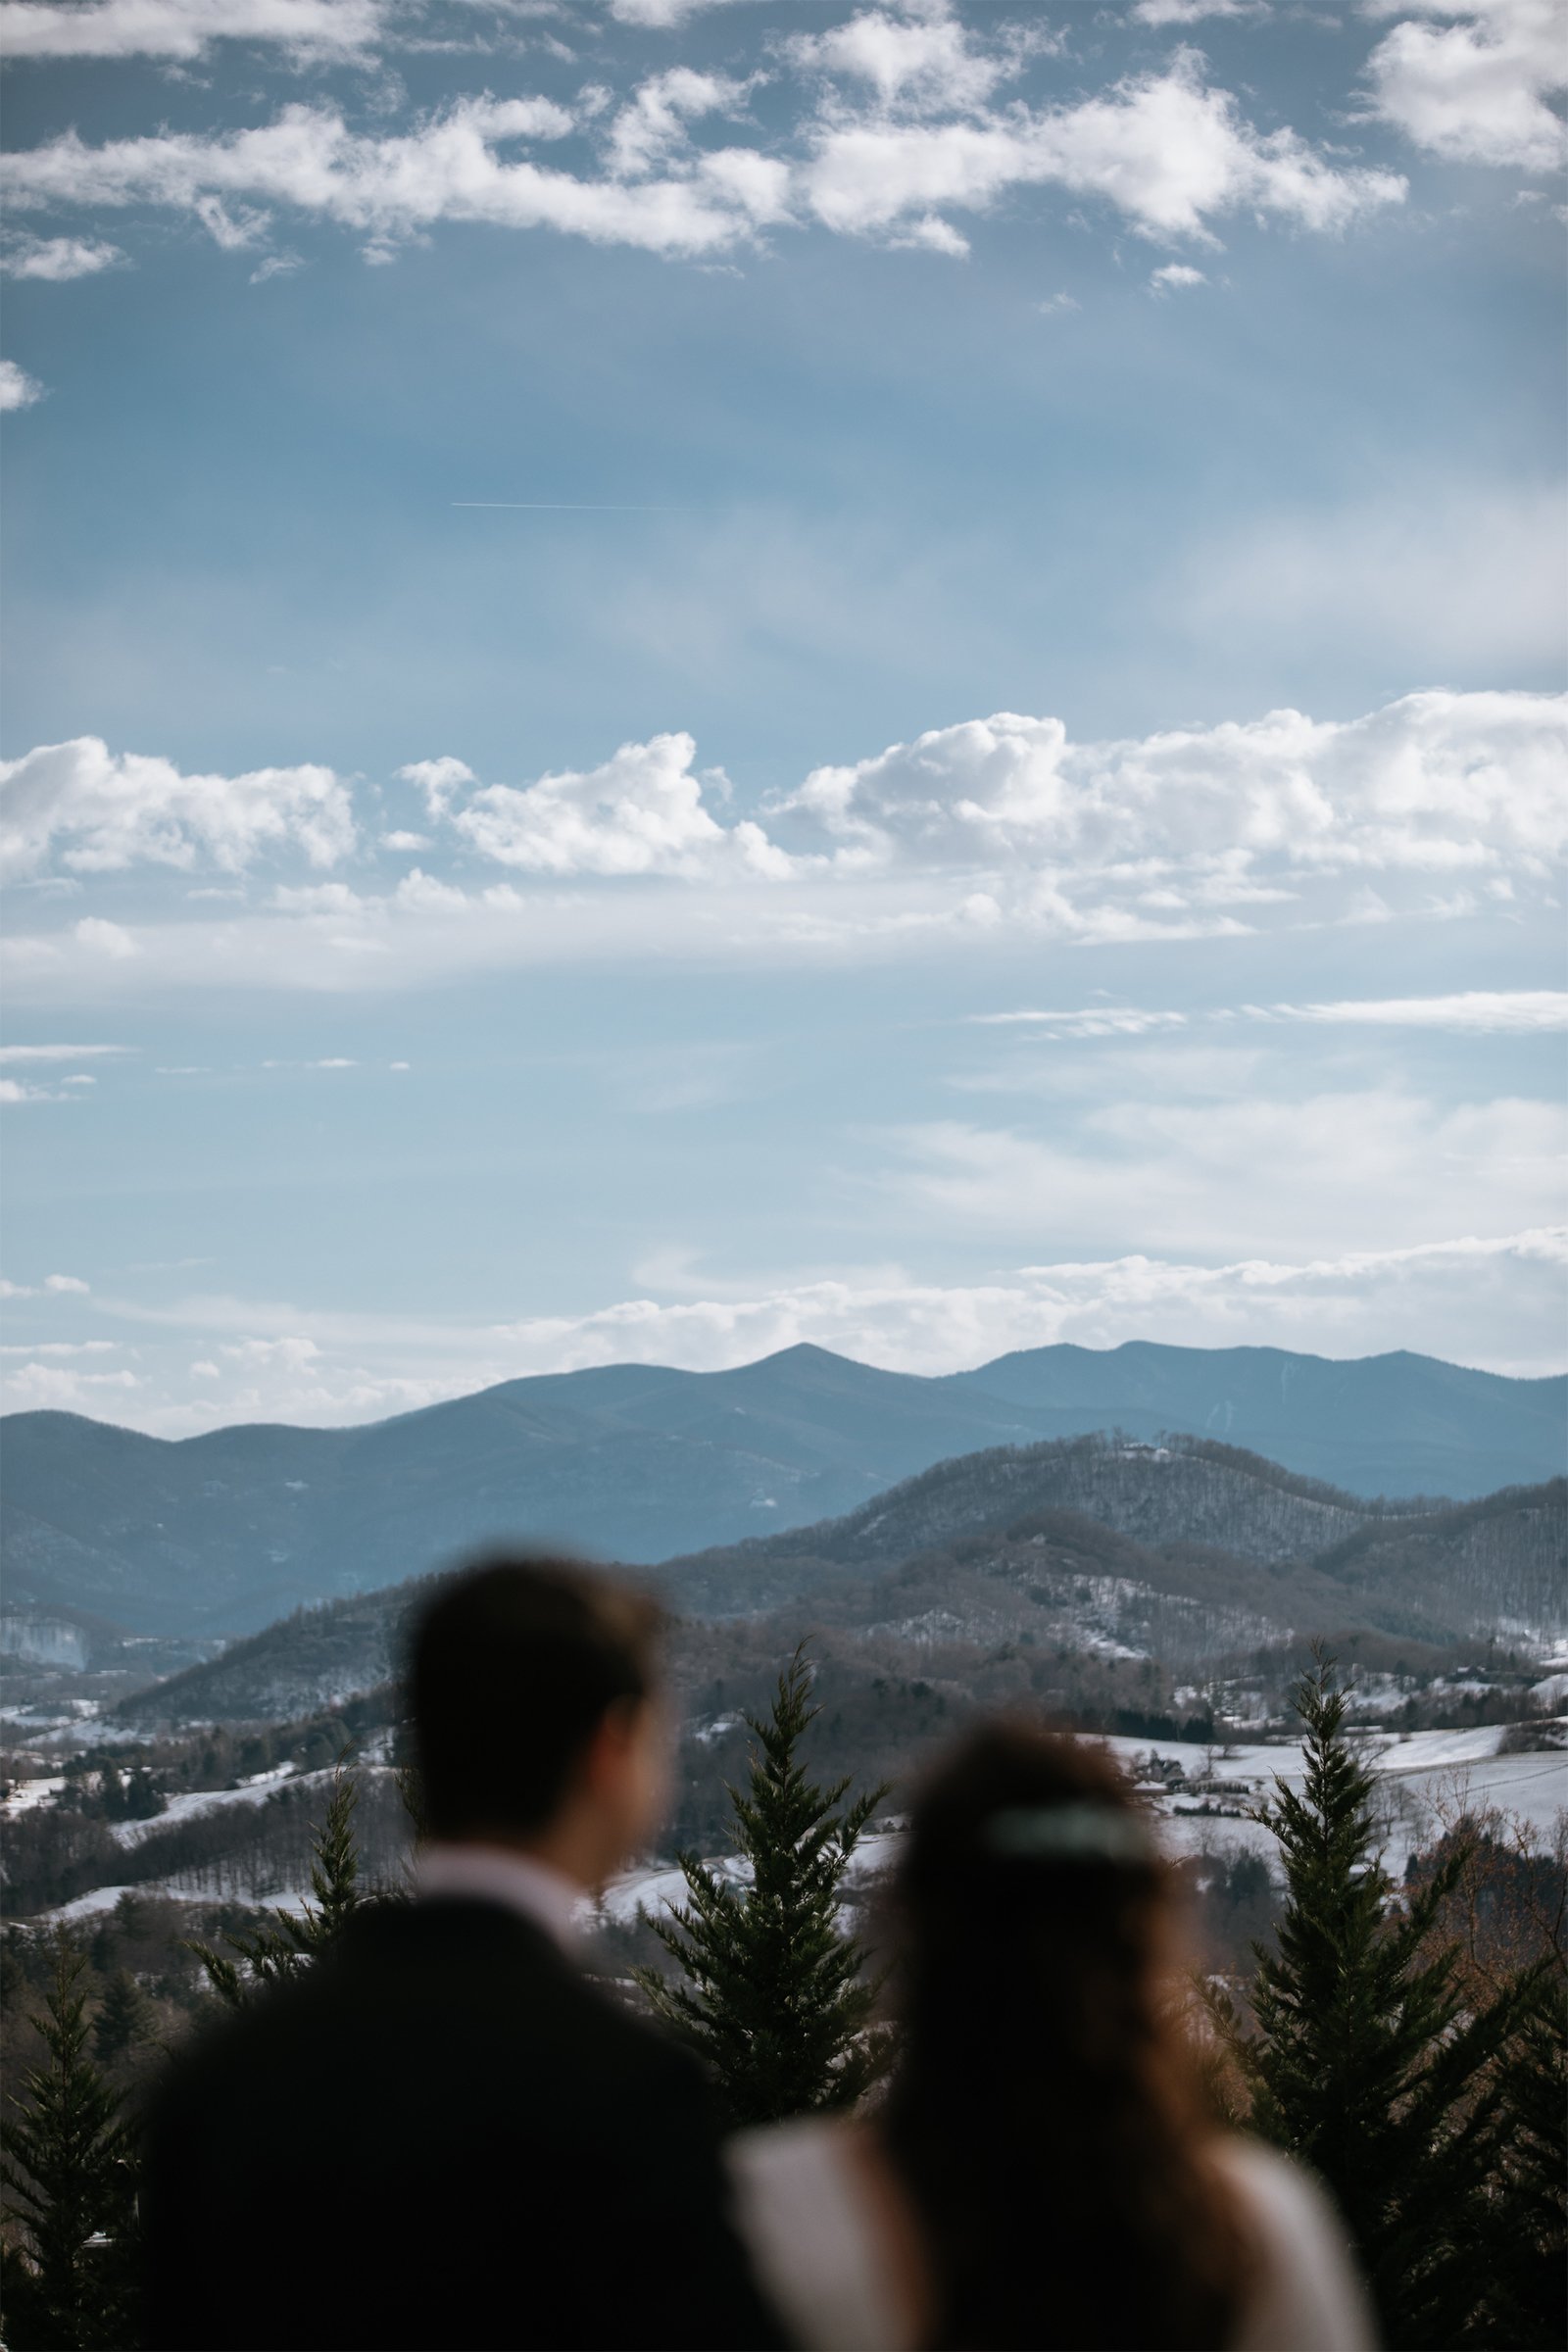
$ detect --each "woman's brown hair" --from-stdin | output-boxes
[880,1721,1252,2351]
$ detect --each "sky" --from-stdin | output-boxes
[0,0,1564,1437]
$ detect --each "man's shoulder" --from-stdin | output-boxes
[148,1898,696,2124]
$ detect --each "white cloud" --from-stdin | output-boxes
[74,918,140,959]
[0,236,122,280]
[881,1092,1567,1258]
[448,732,797,877]
[1,45,1403,270]
[381,829,431,852]
[1260,989,1568,1031]
[975,990,1568,1036]
[1363,0,1567,171]
[1133,0,1267,22]
[221,1333,321,1369]
[0,94,760,265]
[0,0,385,63]
[0,1363,138,1410]
[0,1340,118,1356]
[606,68,756,179]
[44,1273,90,1292]
[397,756,475,815]
[1179,476,1567,674]
[0,360,44,411]
[4,691,1562,992]
[1150,260,1207,291]
[0,737,357,879]
[969,1006,1191,1036]
[799,49,1405,247]
[0,1042,131,1061]
[607,0,748,23]
[781,688,1568,892]
[786,6,1027,117]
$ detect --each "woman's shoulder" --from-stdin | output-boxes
[1212,2138,1378,2352]
[726,2120,913,2352]
[730,2114,848,2192]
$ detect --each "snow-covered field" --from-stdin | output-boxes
[12,1720,1562,1934]
[595,1724,1568,1930]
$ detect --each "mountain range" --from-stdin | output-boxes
[3,1340,1562,1640]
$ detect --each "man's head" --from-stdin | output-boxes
[410,1555,668,1887]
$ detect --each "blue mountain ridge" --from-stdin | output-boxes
[1,1340,1561,1639]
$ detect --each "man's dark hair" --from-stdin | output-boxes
[410,1555,663,1840]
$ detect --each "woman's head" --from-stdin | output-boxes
[882,1721,1248,2352]
[893,1721,1172,2057]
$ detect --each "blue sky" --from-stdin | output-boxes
[1,0,1564,1434]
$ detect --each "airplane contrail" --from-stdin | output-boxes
[451,501,680,511]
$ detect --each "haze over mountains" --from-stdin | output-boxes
[3,1340,1562,1643]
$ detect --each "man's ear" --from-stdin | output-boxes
[580,1696,643,1793]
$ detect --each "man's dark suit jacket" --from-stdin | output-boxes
[140,1897,787,2352]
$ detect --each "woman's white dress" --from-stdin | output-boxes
[727,2119,1378,2352]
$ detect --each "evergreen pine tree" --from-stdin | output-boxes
[91,1972,151,2070]
[1226,1653,1544,2349]
[189,1755,363,2008]
[0,1934,139,2352]
[634,1647,891,2126]
[1469,1973,1567,2349]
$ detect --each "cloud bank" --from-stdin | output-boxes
[4,690,1562,989]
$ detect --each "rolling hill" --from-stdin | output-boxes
[113,1434,1568,1726]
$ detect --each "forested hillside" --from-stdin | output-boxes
[110,1436,1566,1728]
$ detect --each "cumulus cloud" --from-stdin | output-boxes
[396,755,475,815]
[1,40,1403,269]
[798,48,1405,246]
[0,360,44,411]
[0,736,357,879]
[1150,261,1206,291]
[45,1273,90,1292]
[0,0,385,62]
[3,691,1563,989]
[1363,0,1567,171]
[0,236,122,279]
[786,6,1033,117]
[0,93,764,265]
[606,67,758,179]
[448,732,797,878]
[779,689,1568,899]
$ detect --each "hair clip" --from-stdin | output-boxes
[982,1802,1155,1865]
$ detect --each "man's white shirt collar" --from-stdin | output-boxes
[416,1843,584,1950]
